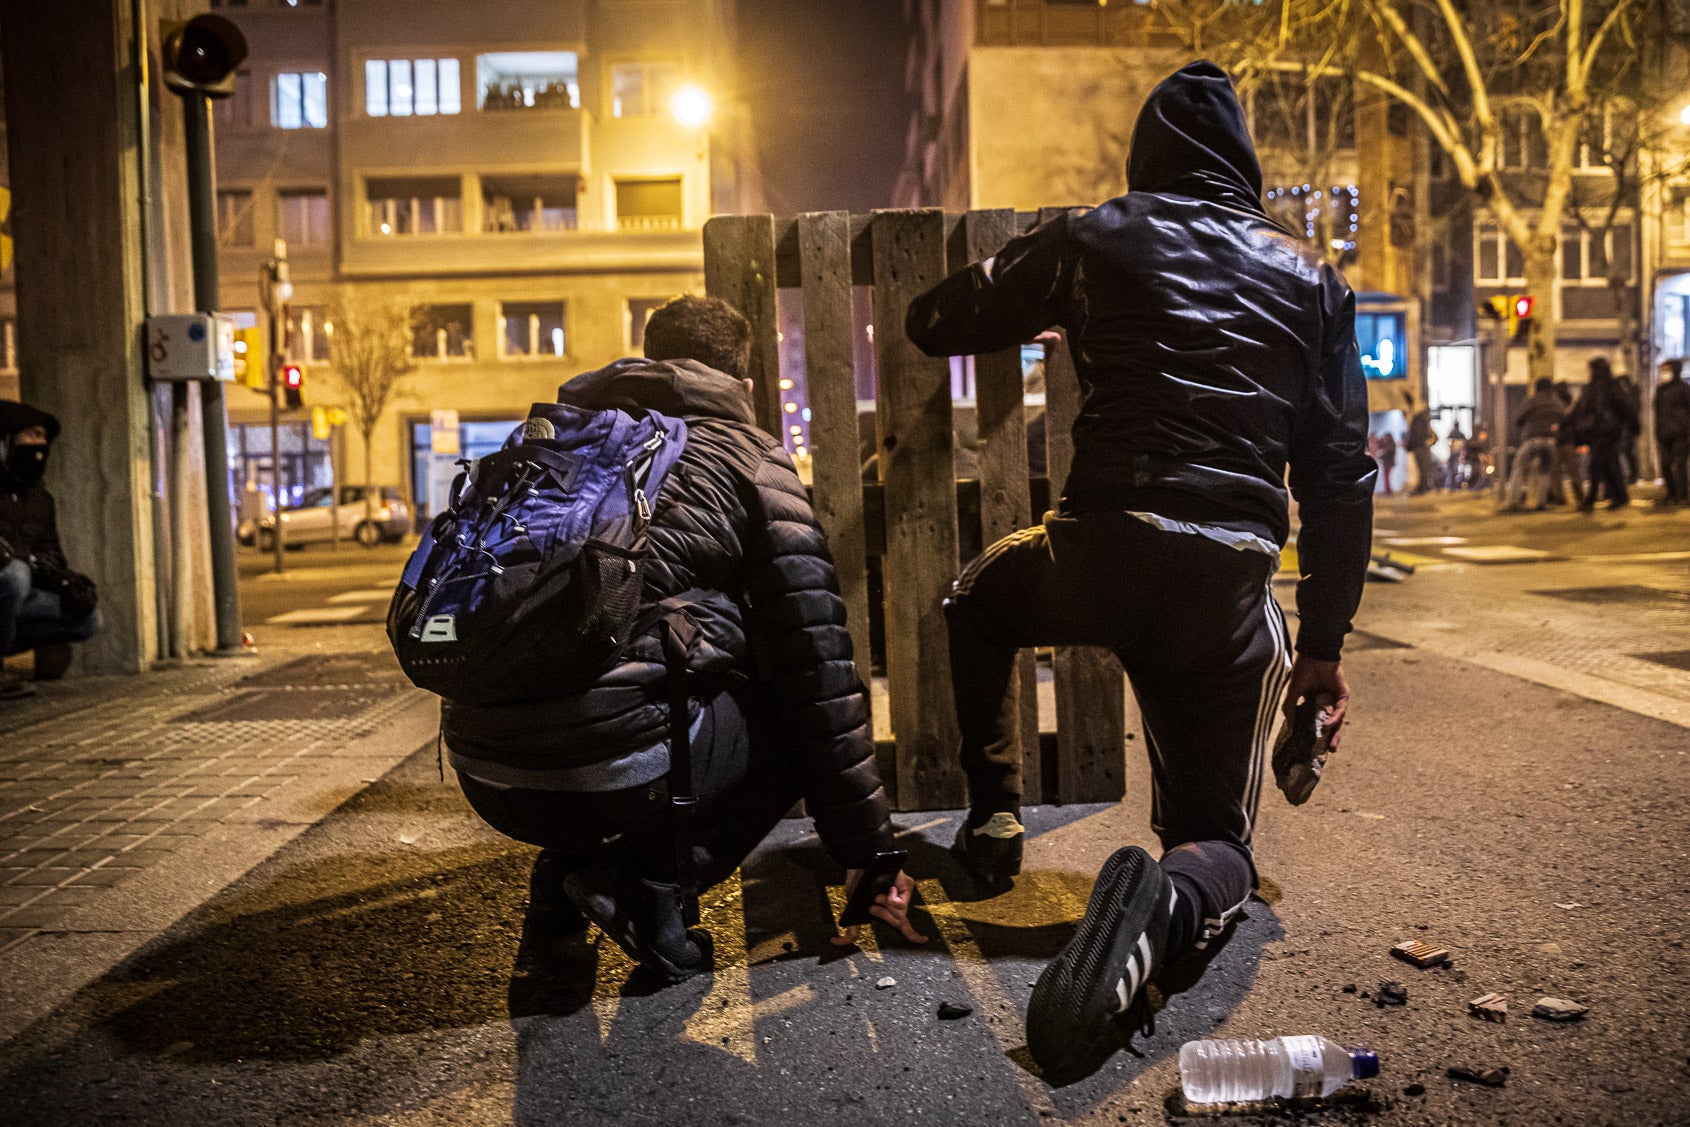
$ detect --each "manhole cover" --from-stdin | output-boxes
[1532,586,1690,606]
[1634,651,1690,672]
[236,651,405,689]
[177,687,402,723]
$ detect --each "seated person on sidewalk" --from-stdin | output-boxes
[1,401,100,701]
[440,297,922,981]
[906,62,1374,1084]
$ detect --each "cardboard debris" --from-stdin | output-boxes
[1469,992,1508,1022]
[1447,1065,1510,1087]
[1392,939,1454,968]
[1533,996,1589,1022]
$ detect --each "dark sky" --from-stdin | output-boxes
[736,0,915,215]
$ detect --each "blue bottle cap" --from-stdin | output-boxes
[1349,1048,1380,1079]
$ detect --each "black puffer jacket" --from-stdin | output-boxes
[905,61,1376,661]
[0,400,66,573]
[442,359,892,868]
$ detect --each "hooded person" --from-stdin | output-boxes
[1,400,100,699]
[905,61,1375,1083]
[437,296,923,983]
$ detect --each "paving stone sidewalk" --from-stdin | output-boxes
[0,631,437,1043]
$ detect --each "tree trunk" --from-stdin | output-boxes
[1523,249,1558,387]
[362,427,375,528]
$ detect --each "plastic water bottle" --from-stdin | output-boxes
[1179,1036,1379,1103]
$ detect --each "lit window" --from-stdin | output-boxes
[285,305,333,364]
[498,302,566,358]
[476,52,579,111]
[411,304,475,360]
[272,71,327,129]
[366,177,462,236]
[610,62,680,118]
[365,58,461,117]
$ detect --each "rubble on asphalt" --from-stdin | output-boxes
[1469,992,1508,1022]
[1448,1065,1510,1087]
[1533,996,1590,1022]
[1391,939,1454,968]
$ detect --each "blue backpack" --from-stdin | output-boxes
[388,399,688,706]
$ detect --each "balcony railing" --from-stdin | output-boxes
[616,214,683,233]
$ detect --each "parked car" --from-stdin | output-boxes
[238,485,410,549]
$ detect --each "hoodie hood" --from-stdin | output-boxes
[557,357,757,425]
[1125,61,1265,215]
[0,400,61,444]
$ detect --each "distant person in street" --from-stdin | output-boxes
[437,296,920,984]
[905,61,1375,1084]
[1,401,100,701]
[1617,372,1643,484]
[1501,378,1565,512]
[1567,356,1638,511]
[1444,419,1467,490]
[1550,382,1580,506]
[1654,359,1690,507]
[1463,426,1494,490]
[1404,393,1436,494]
[1370,431,1398,496]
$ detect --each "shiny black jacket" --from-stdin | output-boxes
[442,359,891,868]
[905,61,1375,660]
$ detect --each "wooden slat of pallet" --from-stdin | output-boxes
[871,208,965,810]
[1038,203,1126,805]
[796,211,877,740]
[703,215,783,434]
[957,208,1044,804]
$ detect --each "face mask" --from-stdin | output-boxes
[3,440,48,488]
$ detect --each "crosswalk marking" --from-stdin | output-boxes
[265,606,368,625]
[327,588,397,604]
[1443,545,1553,562]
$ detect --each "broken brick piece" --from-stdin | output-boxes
[1392,939,1454,968]
[1469,992,1508,1022]
[1447,1065,1510,1087]
[1533,997,1590,1022]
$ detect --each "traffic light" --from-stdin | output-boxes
[232,327,264,389]
[161,15,248,99]
[1481,295,1511,323]
[281,363,304,410]
[1510,294,1535,341]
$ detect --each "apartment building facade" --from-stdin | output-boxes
[893,0,1425,434]
[206,0,757,521]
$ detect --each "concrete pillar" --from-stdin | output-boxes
[1,0,183,672]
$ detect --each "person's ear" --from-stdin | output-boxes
[744,378,754,396]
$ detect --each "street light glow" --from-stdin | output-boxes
[1681,103,1690,126]
[672,85,712,128]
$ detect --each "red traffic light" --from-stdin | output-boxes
[1512,295,1535,320]
[282,364,304,389]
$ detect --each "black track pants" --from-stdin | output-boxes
[945,511,1291,912]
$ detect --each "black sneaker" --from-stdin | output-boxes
[1026,846,1173,1085]
[952,811,1025,888]
[564,863,713,985]
[31,644,73,682]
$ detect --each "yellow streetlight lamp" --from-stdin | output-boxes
[671,85,713,129]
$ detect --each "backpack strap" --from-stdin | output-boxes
[659,607,702,928]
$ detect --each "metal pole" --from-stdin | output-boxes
[182,90,244,652]
[267,290,285,574]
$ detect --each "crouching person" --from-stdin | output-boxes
[2,401,100,700]
[406,297,921,982]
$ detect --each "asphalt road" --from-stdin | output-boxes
[1,494,1686,1126]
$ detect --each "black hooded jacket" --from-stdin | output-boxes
[0,400,66,575]
[905,62,1376,660]
[441,359,893,868]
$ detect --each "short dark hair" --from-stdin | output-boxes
[1665,358,1684,381]
[643,295,752,380]
[1588,355,1613,382]
[1534,377,1553,392]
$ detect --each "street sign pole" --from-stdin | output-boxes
[262,241,291,573]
